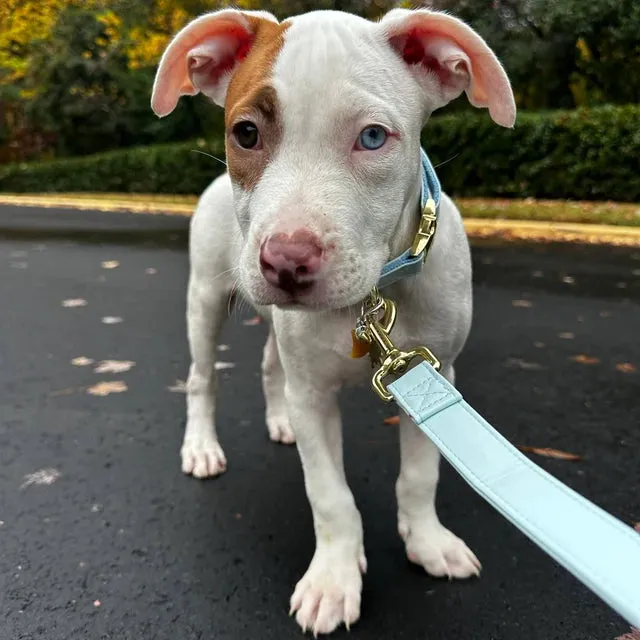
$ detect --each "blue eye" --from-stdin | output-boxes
[358,126,387,150]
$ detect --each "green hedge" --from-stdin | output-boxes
[425,104,640,202]
[1,105,639,201]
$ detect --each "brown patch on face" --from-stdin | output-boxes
[225,18,290,191]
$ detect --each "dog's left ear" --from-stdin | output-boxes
[381,9,516,127]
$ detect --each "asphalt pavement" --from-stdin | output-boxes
[0,205,639,640]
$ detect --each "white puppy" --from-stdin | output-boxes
[152,8,515,635]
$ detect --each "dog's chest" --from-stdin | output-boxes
[274,308,427,388]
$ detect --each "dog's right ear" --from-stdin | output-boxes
[151,9,278,117]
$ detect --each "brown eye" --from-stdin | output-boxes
[232,121,260,149]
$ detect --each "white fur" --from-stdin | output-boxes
[157,8,514,635]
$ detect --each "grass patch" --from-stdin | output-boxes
[458,198,640,227]
[1,192,639,227]
[0,192,199,206]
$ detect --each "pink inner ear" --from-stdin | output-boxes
[401,32,424,65]
[187,31,253,91]
[385,10,516,128]
[151,13,256,117]
[398,30,464,89]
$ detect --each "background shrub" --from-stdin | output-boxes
[1,105,638,202]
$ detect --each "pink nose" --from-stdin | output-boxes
[260,230,323,294]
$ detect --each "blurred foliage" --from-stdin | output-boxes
[0,0,639,164]
[431,0,640,111]
[2,105,639,202]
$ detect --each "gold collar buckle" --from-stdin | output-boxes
[409,197,437,261]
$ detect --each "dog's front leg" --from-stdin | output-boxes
[285,381,366,635]
[181,277,229,478]
[396,364,481,579]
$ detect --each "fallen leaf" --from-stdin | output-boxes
[558,332,575,340]
[101,260,119,269]
[214,361,235,371]
[616,362,637,374]
[93,600,101,608]
[71,356,94,366]
[571,354,600,365]
[518,446,581,461]
[91,504,102,513]
[505,357,544,371]
[21,468,62,489]
[87,381,128,396]
[561,275,575,284]
[384,415,401,425]
[616,628,640,640]
[217,344,230,352]
[234,513,242,520]
[62,298,87,308]
[94,360,135,374]
[144,267,157,275]
[243,315,262,326]
[167,379,187,393]
[512,299,533,308]
[101,316,123,325]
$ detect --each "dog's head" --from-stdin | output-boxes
[152,9,515,309]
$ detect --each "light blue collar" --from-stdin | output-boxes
[378,148,441,289]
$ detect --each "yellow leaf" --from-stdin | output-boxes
[571,354,600,365]
[94,360,135,374]
[87,381,128,396]
[518,446,581,461]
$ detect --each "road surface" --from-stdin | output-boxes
[0,205,638,640]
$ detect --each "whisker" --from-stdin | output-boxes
[212,266,240,283]
[433,154,459,170]
[191,149,228,167]
[227,281,239,317]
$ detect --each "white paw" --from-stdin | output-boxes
[289,548,366,635]
[266,413,296,445]
[398,516,481,579]
[181,437,227,478]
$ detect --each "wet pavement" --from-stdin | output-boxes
[0,205,639,640]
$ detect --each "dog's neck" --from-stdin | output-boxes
[388,159,424,274]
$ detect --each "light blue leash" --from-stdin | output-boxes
[389,363,640,628]
[363,148,640,627]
